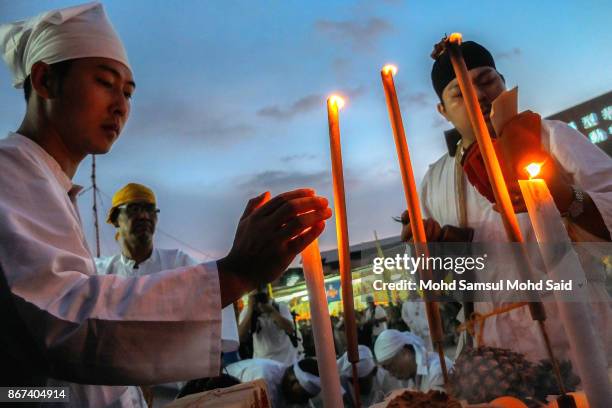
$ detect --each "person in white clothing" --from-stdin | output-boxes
[225,358,321,408]
[0,2,332,400]
[400,39,611,364]
[374,329,452,393]
[400,300,432,352]
[337,345,390,406]
[360,295,388,346]
[51,183,241,407]
[239,289,299,365]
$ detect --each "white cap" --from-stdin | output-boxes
[0,1,131,88]
[337,344,376,379]
[374,329,428,376]
[293,360,321,396]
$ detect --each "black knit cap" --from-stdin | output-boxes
[431,40,496,100]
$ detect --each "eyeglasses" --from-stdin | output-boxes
[118,202,160,217]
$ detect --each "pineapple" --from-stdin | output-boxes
[448,346,538,405]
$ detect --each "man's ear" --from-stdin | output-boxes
[29,61,57,99]
[437,102,449,121]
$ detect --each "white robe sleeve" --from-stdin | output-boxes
[546,120,612,236]
[0,147,222,385]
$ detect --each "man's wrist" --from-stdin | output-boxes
[217,255,255,306]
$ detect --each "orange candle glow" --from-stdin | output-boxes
[525,162,543,179]
[380,64,448,384]
[326,95,361,404]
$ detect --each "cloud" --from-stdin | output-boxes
[257,86,367,121]
[236,170,330,194]
[280,153,317,163]
[257,94,322,120]
[126,97,255,148]
[314,17,393,51]
[400,91,432,109]
[496,48,522,60]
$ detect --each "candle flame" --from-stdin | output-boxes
[329,95,345,110]
[525,162,543,179]
[448,32,463,44]
[382,64,398,76]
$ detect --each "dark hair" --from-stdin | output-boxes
[24,60,74,102]
[298,358,319,376]
[176,374,241,399]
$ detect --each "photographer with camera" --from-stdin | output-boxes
[239,289,300,365]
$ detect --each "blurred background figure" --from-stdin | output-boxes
[239,288,300,365]
[359,295,388,348]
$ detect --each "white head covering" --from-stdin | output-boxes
[374,329,428,376]
[0,1,131,88]
[293,360,321,396]
[337,345,376,379]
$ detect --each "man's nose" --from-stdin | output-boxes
[111,91,129,121]
[475,85,488,104]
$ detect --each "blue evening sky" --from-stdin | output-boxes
[1,0,611,260]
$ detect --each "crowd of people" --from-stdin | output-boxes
[1,1,609,407]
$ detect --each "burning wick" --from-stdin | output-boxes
[382,64,398,76]
[525,162,543,179]
[448,32,463,44]
[329,95,345,110]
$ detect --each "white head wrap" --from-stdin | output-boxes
[293,360,321,396]
[374,329,429,376]
[337,345,376,379]
[0,1,131,88]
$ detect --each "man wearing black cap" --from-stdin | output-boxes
[400,39,611,363]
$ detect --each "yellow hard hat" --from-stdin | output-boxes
[106,183,156,224]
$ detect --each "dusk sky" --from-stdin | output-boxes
[2,0,611,262]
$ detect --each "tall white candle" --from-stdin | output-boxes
[519,178,612,407]
[301,239,344,408]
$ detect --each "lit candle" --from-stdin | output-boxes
[380,64,448,384]
[301,240,344,408]
[326,95,361,405]
[519,168,612,407]
[445,34,522,241]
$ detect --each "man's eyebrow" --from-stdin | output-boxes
[96,64,136,89]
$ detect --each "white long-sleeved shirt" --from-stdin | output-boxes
[0,133,222,392]
[420,120,612,362]
[49,248,241,407]
[96,249,239,354]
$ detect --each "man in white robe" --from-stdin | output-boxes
[0,1,331,399]
[401,39,611,364]
[337,344,396,406]
[225,358,321,408]
[51,183,243,407]
[374,329,452,393]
